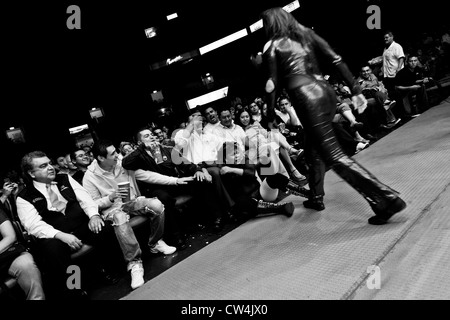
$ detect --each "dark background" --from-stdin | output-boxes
[1,0,447,169]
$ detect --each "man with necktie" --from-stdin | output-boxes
[16,151,121,300]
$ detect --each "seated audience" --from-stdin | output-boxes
[82,140,176,289]
[357,65,400,128]
[119,141,137,159]
[202,105,222,135]
[202,141,308,222]
[234,108,306,182]
[122,127,226,233]
[1,207,45,300]
[395,54,444,117]
[16,151,122,299]
[173,110,235,229]
[70,148,92,185]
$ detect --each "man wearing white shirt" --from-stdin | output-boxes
[174,110,235,231]
[174,111,222,165]
[213,108,247,157]
[16,151,120,299]
[202,105,221,135]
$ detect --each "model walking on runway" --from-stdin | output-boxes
[260,7,406,225]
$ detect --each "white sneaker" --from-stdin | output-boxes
[384,100,396,111]
[355,142,369,154]
[129,261,144,290]
[149,239,177,255]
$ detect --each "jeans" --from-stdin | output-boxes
[8,252,45,300]
[103,197,165,263]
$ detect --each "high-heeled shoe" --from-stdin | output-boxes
[289,147,304,158]
[289,168,307,182]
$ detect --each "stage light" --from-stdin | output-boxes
[144,27,157,38]
[186,86,229,109]
[283,0,300,13]
[167,13,178,20]
[199,29,248,55]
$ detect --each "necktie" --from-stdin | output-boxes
[46,184,66,212]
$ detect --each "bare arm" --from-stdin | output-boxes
[0,219,17,254]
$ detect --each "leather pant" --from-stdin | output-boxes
[287,78,399,210]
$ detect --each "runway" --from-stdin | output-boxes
[123,98,450,300]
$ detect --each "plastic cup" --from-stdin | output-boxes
[117,181,131,202]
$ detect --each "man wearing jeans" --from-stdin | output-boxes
[82,139,176,290]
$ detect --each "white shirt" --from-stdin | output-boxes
[382,41,405,78]
[212,122,247,155]
[17,175,99,239]
[174,128,222,164]
[203,121,221,135]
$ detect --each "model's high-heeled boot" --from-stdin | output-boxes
[332,156,406,225]
[285,179,310,198]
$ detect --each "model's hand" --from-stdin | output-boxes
[352,94,368,114]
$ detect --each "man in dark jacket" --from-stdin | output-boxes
[122,127,228,233]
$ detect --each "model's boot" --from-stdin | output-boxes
[285,179,310,198]
[254,199,295,218]
[331,156,406,225]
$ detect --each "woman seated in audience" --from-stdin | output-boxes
[0,207,45,300]
[119,141,137,158]
[234,109,306,182]
[202,142,309,222]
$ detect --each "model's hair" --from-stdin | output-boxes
[261,7,312,45]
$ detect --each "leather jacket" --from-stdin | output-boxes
[263,31,361,119]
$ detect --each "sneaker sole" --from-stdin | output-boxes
[150,248,177,255]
